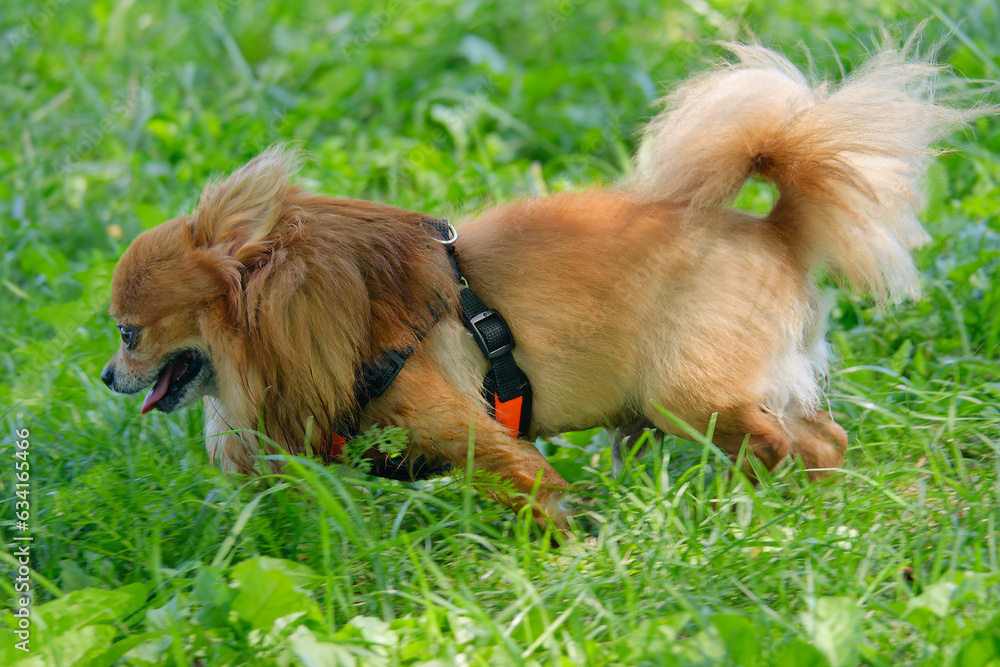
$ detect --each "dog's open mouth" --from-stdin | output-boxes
[141,350,205,414]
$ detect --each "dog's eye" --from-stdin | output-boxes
[119,325,138,349]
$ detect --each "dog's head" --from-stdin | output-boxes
[101,215,219,413]
[102,147,299,414]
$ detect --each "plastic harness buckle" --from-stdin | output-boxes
[466,309,515,359]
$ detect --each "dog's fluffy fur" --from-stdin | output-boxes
[103,42,972,526]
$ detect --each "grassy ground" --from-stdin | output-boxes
[2,0,999,664]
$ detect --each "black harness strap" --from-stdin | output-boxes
[350,334,451,481]
[423,218,533,439]
[346,217,532,480]
[356,349,412,409]
[339,308,443,481]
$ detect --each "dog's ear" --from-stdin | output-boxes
[190,145,303,266]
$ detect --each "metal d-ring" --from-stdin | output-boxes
[434,222,458,245]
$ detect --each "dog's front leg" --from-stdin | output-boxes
[436,417,572,532]
[205,396,261,474]
[375,358,571,533]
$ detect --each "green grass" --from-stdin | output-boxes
[2,0,1000,664]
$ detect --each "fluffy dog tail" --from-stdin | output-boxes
[626,39,977,303]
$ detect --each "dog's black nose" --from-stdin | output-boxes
[100,365,115,389]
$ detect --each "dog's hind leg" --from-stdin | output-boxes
[785,410,847,480]
[645,403,846,482]
[716,407,795,479]
[645,404,793,479]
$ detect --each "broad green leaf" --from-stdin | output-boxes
[231,555,322,593]
[42,624,116,667]
[32,585,146,638]
[191,565,234,629]
[230,562,317,630]
[801,597,863,667]
[346,616,397,646]
[145,594,190,634]
[954,614,1000,667]
[906,580,958,619]
[87,632,164,667]
[713,613,761,665]
[289,626,388,667]
[773,640,831,667]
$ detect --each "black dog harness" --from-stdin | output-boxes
[328,218,532,479]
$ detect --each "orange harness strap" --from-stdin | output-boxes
[493,395,525,436]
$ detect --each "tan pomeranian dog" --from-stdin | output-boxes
[102,41,973,529]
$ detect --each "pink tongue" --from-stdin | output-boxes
[140,358,187,415]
